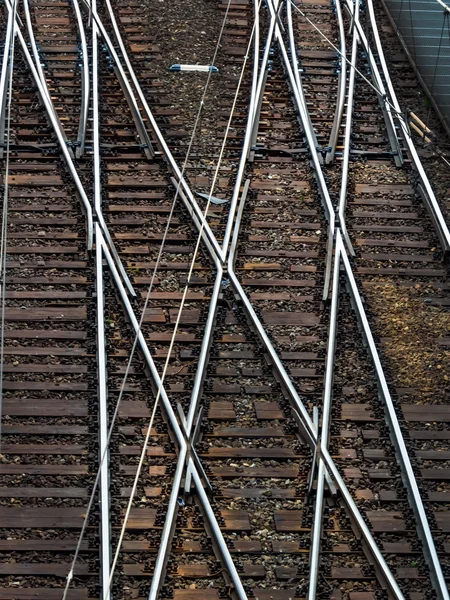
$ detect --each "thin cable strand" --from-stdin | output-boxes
[288,0,405,119]
[62,1,234,596]
[105,13,259,597]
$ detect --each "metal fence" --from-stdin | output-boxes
[382,0,450,135]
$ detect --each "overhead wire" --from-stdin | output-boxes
[0,0,18,450]
[289,0,449,156]
[287,0,406,120]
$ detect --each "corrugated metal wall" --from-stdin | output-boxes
[382,0,450,133]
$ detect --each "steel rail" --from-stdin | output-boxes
[143,32,267,595]
[280,3,441,591]
[226,170,406,600]
[97,228,248,600]
[91,4,102,221]
[0,0,17,449]
[72,0,89,158]
[7,2,240,598]
[250,0,260,148]
[90,0,135,295]
[0,66,10,161]
[188,458,248,599]
[0,0,15,160]
[249,68,268,157]
[343,0,404,166]
[270,0,334,222]
[325,0,346,164]
[338,0,359,255]
[87,3,412,593]
[17,0,207,291]
[21,0,74,156]
[92,0,112,595]
[307,232,341,600]
[269,0,336,300]
[63,4,439,598]
[286,0,322,163]
[436,0,450,12]
[365,0,450,258]
[221,2,276,256]
[62,189,217,598]
[337,228,449,600]
[146,279,223,600]
[11,0,134,290]
[247,0,277,157]
[284,4,436,589]
[148,201,225,599]
[227,278,406,600]
[101,0,154,160]
[95,223,111,600]
[108,60,154,161]
[81,0,154,159]
[82,0,224,261]
[248,0,265,155]
[9,0,143,277]
[97,214,135,296]
[278,0,335,301]
[184,189,252,435]
[3,0,94,249]
[148,446,188,599]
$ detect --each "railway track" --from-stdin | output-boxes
[0,0,449,599]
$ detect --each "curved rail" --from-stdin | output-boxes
[147,187,225,599]
[365,0,450,259]
[102,0,155,159]
[17,0,446,596]
[138,10,260,583]
[81,0,154,159]
[4,0,94,248]
[72,0,90,158]
[338,225,449,600]
[364,3,450,591]
[22,0,74,157]
[83,0,223,261]
[273,0,333,220]
[97,226,249,600]
[222,0,275,255]
[289,0,447,588]
[6,0,139,276]
[344,0,404,165]
[99,6,260,590]
[338,0,359,254]
[91,2,135,296]
[221,4,443,598]
[226,167,406,600]
[0,0,15,159]
[325,0,346,164]
[286,0,322,162]
[270,0,335,299]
